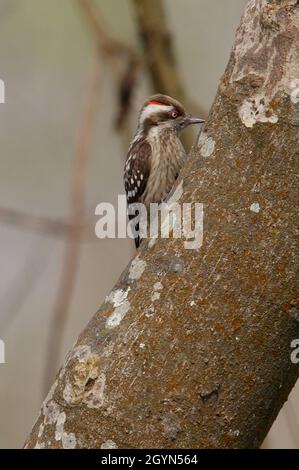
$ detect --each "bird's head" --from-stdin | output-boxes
[137,94,204,135]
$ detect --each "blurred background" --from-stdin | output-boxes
[0,0,298,449]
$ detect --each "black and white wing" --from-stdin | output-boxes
[124,140,151,248]
[124,140,151,205]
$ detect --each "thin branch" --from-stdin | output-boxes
[0,207,81,237]
[77,0,141,131]
[131,0,206,149]
[0,206,96,240]
[43,56,103,394]
[77,0,137,63]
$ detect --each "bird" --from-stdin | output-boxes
[124,94,204,248]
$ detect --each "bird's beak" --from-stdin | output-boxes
[181,114,205,129]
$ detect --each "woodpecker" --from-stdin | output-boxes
[124,94,204,248]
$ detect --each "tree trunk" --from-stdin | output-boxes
[25,0,299,449]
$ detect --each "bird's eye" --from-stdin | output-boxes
[171,110,178,119]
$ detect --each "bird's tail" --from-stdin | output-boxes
[128,214,140,249]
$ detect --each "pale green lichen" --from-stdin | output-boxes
[40,400,77,449]
[34,441,45,449]
[61,432,77,449]
[101,439,118,449]
[239,97,278,128]
[129,256,147,280]
[43,400,60,426]
[198,132,215,157]
[54,411,77,449]
[250,202,260,213]
[290,79,299,104]
[55,411,66,441]
[106,288,131,329]
[106,288,130,307]
[106,302,130,328]
[151,282,163,302]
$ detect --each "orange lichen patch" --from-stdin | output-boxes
[231,317,243,332]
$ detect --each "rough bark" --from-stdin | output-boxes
[25,0,299,449]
